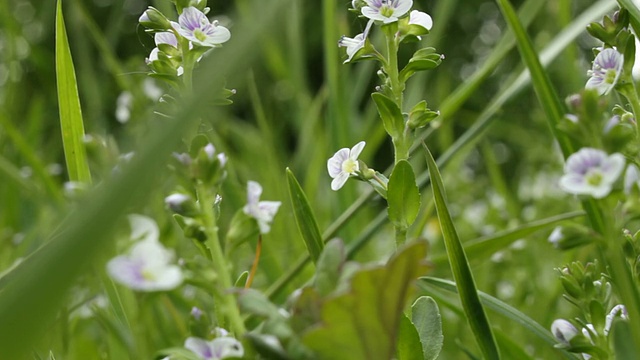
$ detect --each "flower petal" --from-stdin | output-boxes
[393,0,413,18]
[350,141,366,160]
[601,153,625,183]
[128,214,159,243]
[185,337,214,359]
[331,172,350,191]
[327,148,350,178]
[247,181,263,206]
[179,7,209,32]
[409,10,432,30]
[211,337,244,359]
[361,6,388,22]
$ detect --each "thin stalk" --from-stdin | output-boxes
[196,183,246,335]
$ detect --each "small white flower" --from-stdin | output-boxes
[148,32,178,62]
[362,0,413,24]
[559,148,625,199]
[243,181,281,234]
[185,336,244,360]
[171,7,230,47]
[106,215,183,292]
[604,304,628,335]
[586,48,624,95]
[408,10,432,32]
[548,227,563,247]
[327,141,365,191]
[551,319,579,344]
[338,20,373,63]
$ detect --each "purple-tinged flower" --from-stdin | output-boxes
[559,148,625,198]
[551,319,579,344]
[338,20,373,63]
[148,32,179,62]
[184,336,244,360]
[191,306,203,321]
[327,141,365,191]
[243,181,281,234]
[106,215,183,292]
[362,0,413,24]
[586,48,624,95]
[171,7,230,47]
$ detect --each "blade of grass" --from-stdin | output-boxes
[423,144,500,359]
[419,277,579,360]
[55,0,91,184]
[430,211,585,266]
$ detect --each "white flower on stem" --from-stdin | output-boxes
[559,148,625,199]
[604,304,628,335]
[551,319,579,344]
[338,20,373,63]
[243,181,281,234]
[362,0,413,24]
[327,141,365,191]
[171,7,230,47]
[586,48,624,95]
[106,215,183,291]
[408,10,433,32]
[185,336,244,360]
[147,31,184,76]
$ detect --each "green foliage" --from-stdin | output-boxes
[387,160,421,229]
[303,241,429,360]
[286,168,324,264]
[411,296,444,360]
[371,92,405,140]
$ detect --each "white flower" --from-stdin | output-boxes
[551,319,579,344]
[624,164,640,194]
[327,141,365,191]
[586,48,624,95]
[338,20,373,63]
[547,226,563,247]
[148,32,178,62]
[243,181,281,234]
[362,0,413,24]
[559,148,625,198]
[185,336,244,360]
[604,304,628,335]
[106,215,183,291]
[171,7,230,47]
[408,10,432,32]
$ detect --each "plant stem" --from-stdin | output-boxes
[625,84,640,142]
[395,226,407,247]
[384,24,409,164]
[196,183,246,335]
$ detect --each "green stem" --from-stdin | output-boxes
[626,85,640,142]
[196,183,246,335]
[395,226,407,247]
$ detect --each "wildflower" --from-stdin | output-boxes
[548,227,563,247]
[184,336,244,360]
[586,48,623,95]
[106,215,183,291]
[327,141,365,190]
[361,0,413,24]
[559,148,625,198]
[171,7,230,47]
[604,304,628,335]
[551,319,579,344]
[148,32,179,63]
[338,20,373,63]
[243,181,281,234]
[408,10,433,32]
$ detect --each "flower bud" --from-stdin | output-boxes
[139,7,171,30]
[165,193,199,217]
[551,319,579,344]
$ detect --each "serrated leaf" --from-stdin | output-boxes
[55,0,91,184]
[286,168,324,264]
[387,160,420,228]
[303,241,429,360]
[372,93,405,139]
[412,296,443,360]
[423,144,500,359]
[397,314,423,360]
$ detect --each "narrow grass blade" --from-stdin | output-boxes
[423,144,500,359]
[55,0,91,184]
[430,211,585,266]
[419,277,580,360]
[286,168,324,264]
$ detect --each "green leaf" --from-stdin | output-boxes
[419,277,579,359]
[399,48,443,82]
[423,144,500,360]
[412,296,443,360]
[397,314,423,360]
[612,319,637,359]
[235,271,249,288]
[286,168,324,264]
[387,160,421,229]
[303,241,429,360]
[314,238,346,296]
[55,0,91,184]
[372,92,405,139]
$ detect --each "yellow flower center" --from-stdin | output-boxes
[194,29,207,42]
[342,159,358,174]
[380,5,394,18]
[586,171,603,186]
[605,69,617,85]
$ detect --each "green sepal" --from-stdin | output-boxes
[399,48,443,82]
[286,168,324,264]
[173,214,207,242]
[225,209,260,250]
[372,92,405,139]
[407,100,440,129]
[387,160,421,229]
